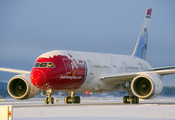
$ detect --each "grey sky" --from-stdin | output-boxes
[0,0,175,86]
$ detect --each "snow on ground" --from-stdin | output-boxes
[13,104,175,120]
[1,97,175,120]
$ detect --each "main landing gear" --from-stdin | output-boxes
[120,83,139,104]
[42,90,54,105]
[64,91,80,104]
[123,96,139,104]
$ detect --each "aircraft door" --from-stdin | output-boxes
[62,59,71,74]
[123,62,128,73]
[87,60,93,74]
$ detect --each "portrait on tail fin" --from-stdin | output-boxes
[142,28,148,60]
[132,8,152,61]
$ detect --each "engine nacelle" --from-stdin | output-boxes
[7,74,39,100]
[131,73,163,99]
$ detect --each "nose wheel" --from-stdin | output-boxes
[42,90,54,105]
[44,96,54,104]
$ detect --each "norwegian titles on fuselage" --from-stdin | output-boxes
[30,50,151,92]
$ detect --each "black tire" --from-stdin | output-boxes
[65,96,71,104]
[132,96,136,103]
[76,96,80,103]
[132,96,139,104]
[50,97,54,104]
[44,97,49,104]
[72,96,76,103]
[135,96,139,103]
[123,96,128,103]
[64,96,68,104]
[73,96,80,103]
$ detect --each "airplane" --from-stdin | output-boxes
[0,8,175,104]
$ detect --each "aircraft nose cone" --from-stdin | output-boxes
[30,69,46,88]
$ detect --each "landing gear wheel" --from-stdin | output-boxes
[64,96,72,104]
[64,92,81,104]
[132,96,139,104]
[76,96,80,103]
[72,96,76,103]
[64,96,80,104]
[136,97,139,103]
[64,96,68,104]
[45,97,49,104]
[50,97,54,104]
[123,96,129,104]
[72,96,81,103]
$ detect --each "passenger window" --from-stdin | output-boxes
[48,63,55,68]
[40,63,47,67]
[34,63,40,67]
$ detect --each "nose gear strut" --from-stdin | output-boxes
[42,90,54,104]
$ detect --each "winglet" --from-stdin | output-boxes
[132,8,152,60]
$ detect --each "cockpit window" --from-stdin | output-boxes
[40,63,47,67]
[48,63,55,68]
[34,62,40,67]
[33,62,55,68]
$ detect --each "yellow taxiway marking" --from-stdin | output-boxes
[55,99,59,102]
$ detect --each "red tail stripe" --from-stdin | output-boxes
[147,8,152,16]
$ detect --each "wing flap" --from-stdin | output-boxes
[0,67,30,74]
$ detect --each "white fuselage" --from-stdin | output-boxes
[40,50,152,92]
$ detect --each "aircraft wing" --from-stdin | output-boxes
[0,67,30,74]
[101,73,138,85]
[101,66,175,85]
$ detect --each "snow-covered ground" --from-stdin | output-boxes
[1,97,175,120]
[13,104,175,120]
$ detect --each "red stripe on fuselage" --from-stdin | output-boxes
[30,55,86,91]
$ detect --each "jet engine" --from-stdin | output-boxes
[7,74,39,100]
[131,73,163,99]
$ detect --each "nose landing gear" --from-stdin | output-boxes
[42,90,54,105]
[44,95,54,104]
[64,91,80,104]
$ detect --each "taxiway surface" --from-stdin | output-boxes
[0,97,175,108]
[1,97,175,120]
